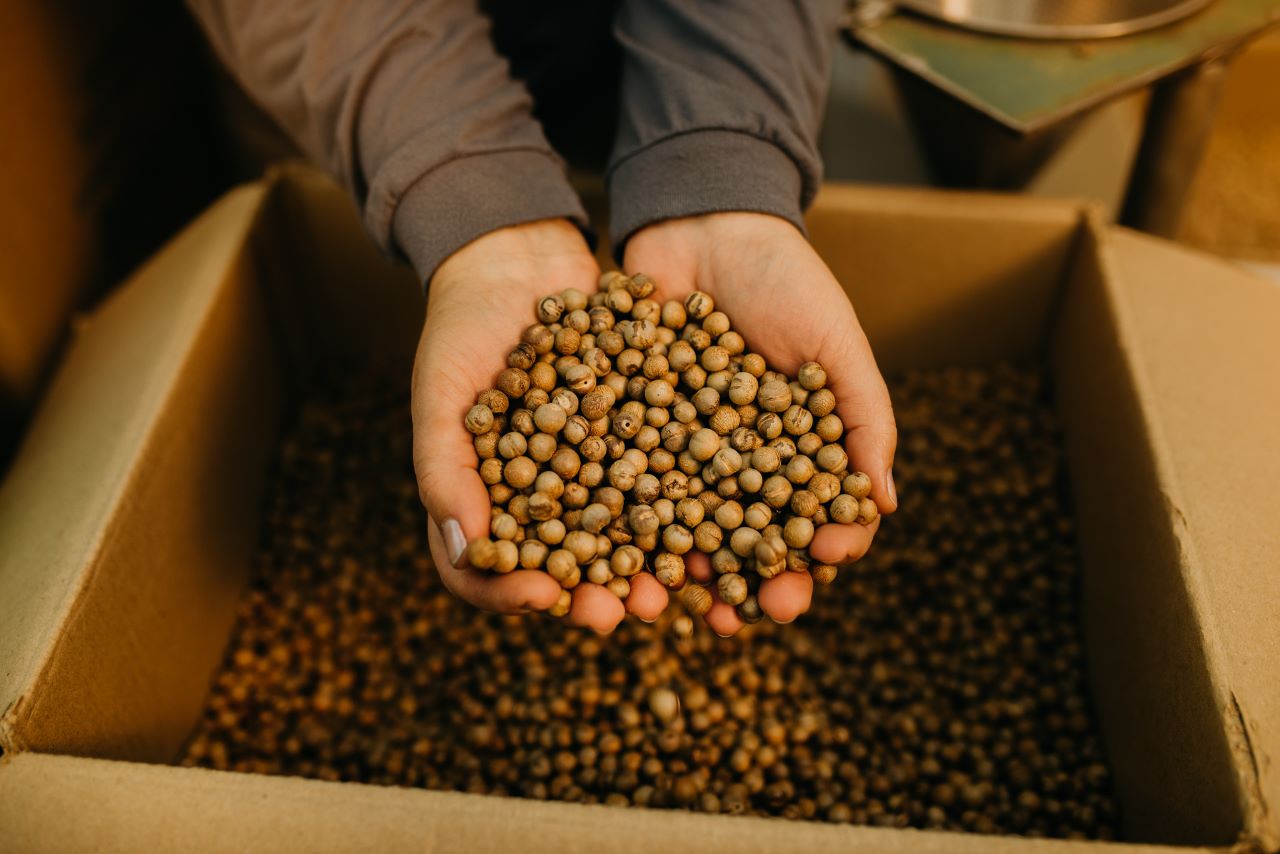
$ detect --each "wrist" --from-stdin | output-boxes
[625,212,802,270]
[432,218,595,296]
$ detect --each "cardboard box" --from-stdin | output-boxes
[2,164,1278,852]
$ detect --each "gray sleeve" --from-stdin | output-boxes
[185,0,588,282]
[607,0,843,250]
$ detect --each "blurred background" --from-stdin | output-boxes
[1,0,1277,466]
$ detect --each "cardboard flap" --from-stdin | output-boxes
[1103,228,1280,846]
[0,753,1203,854]
[0,184,268,749]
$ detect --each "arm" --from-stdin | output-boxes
[610,1,899,635]
[188,0,634,629]
[185,0,587,280]
[608,0,839,247]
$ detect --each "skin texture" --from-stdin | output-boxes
[414,213,897,636]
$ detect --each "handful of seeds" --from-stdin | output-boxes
[462,272,878,623]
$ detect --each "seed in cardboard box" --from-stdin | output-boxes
[183,364,1118,840]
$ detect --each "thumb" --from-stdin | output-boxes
[411,345,494,568]
[823,323,898,515]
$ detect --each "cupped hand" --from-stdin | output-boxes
[414,218,655,633]
[624,212,898,635]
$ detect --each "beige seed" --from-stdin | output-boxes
[711,447,743,478]
[564,530,599,563]
[537,519,566,545]
[757,380,792,413]
[662,524,694,555]
[605,576,631,600]
[857,497,880,525]
[784,455,816,485]
[688,428,720,462]
[760,476,793,509]
[536,295,566,324]
[729,527,762,558]
[549,447,580,478]
[811,563,838,585]
[479,458,504,486]
[645,379,675,407]
[680,584,713,616]
[789,490,819,518]
[675,497,705,528]
[843,471,873,499]
[728,372,759,406]
[627,273,656,298]
[700,346,730,373]
[737,595,764,624]
[711,548,743,575]
[474,430,499,460]
[527,493,561,522]
[798,361,827,391]
[553,327,581,355]
[610,544,645,577]
[581,503,612,534]
[504,457,537,489]
[684,290,714,319]
[528,361,557,393]
[496,368,530,399]
[492,540,519,573]
[717,573,748,606]
[808,471,841,504]
[807,387,837,418]
[464,405,494,435]
[654,553,687,589]
[465,538,498,570]
[815,443,848,475]
[693,521,723,553]
[519,539,549,569]
[497,432,528,460]
[783,516,814,549]
[709,406,741,436]
[829,493,858,524]
[547,588,572,617]
[782,404,813,436]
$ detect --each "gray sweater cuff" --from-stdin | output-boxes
[607,130,806,255]
[392,149,589,285]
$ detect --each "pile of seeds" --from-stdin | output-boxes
[181,363,1119,839]
[463,272,876,621]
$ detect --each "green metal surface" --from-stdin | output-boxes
[849,0,1280,131]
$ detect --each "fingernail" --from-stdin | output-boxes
[442,518,467,567]
[885,469,898,508]
[774,617,796,626]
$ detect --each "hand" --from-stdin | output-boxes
[414,218,665,633]
[624,212,898,636]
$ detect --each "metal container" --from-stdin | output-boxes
[895,0,1217,39]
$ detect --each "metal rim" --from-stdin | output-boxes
[892,0,1217,40]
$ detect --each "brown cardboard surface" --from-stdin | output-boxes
[2,166,1277,851]
[805,183,1081,374]
[1052,220,1243,845]
[1103,230,1280,849]
[0,753,1210,854]
[0,185,279,760]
